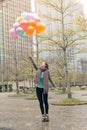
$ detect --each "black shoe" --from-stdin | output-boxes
[45,115,49,122]
[42,115,46,122]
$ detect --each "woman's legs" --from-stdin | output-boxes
[36,88,49,122]
[43,93,49,122]
[43,93,49,114]
[36,87,44,114]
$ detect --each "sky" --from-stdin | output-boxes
[80,0,87,16]
[31,0,87,16]
[31,0,35,12]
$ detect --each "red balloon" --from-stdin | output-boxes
[20,20,28,32]
[26,26,34,35]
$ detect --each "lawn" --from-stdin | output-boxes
[51,98,87,106]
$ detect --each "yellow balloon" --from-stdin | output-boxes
[17,17,25,23]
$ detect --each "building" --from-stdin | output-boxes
[0,2,3,65]
[67,47,77,71]
[77,58,87,85]
[77,58,87,72]
[0,0,32,80]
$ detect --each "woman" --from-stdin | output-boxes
[29,56,55,122]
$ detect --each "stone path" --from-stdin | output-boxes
[0,91,87,130]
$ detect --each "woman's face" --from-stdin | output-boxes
[40,62,46,68]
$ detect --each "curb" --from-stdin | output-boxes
[51,103,87,106]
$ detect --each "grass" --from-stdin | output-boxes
[71,86,80,91]
[51,98,87,106]
[10,91,38,100]
[12,90,51,100]
[82,94,87,96]
[49,88,68,94]
[49,88,58,92]
[50,86,87,94]
[57,90,68,94]
[12,92,28,97]
[26,94,37,100]
[71,86,87,91]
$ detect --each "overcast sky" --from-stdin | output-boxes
[31,0,35,12]
[79,0,87,16]
[31,0,87,16]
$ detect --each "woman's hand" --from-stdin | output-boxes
[43,88,48,94]
[28,51,32,58]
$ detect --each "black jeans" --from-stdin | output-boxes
[36,87,49,115]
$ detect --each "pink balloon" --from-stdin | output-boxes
[9,28,18,38]
[13,23,20,30]
[33,16,41,23]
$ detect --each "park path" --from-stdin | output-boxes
[0,91,87,130]
[73,90,87,101]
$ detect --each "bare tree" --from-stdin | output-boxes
[4,47,33,94]
[36,0,87,98]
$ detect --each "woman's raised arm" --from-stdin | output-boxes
[29,57,38,71]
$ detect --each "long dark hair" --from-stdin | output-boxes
[45,62,49,69]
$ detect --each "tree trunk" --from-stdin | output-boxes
[1,70,4,92]
[22,77,26,93]
[62,87,66,93]
[64,49,72,98]
[61,4,67,93]
[16,74,19,94]
[61,4,72,98]
[16,80,19,94]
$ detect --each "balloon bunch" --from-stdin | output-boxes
[9,12,46,38]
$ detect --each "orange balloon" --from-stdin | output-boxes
[26,26,34,35]
[28,20,36,28]
[36,23,46,34]
[17,17,25,23]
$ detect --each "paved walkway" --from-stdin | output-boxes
[0,91,87,130]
